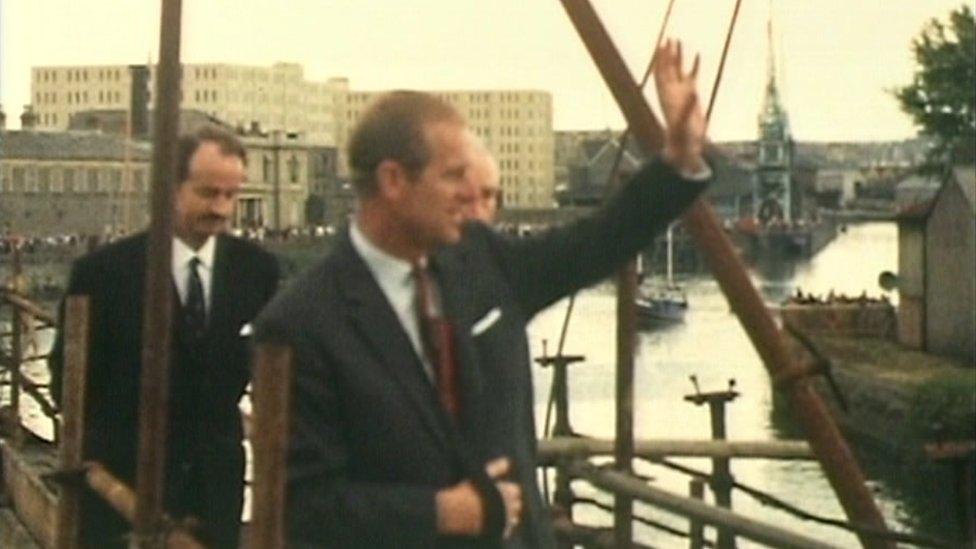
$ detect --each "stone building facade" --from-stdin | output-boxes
[0,130,152,236]
[1,127,334,237]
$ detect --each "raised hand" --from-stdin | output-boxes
[653,39,707,173]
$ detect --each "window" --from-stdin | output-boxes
[38,167,51,193]
[134,169,146,193]
[64,168,76,193]
[110,168,123,192]
[288,154,300,183]
[87,168,99,192]
[52,169,64,193]
[24,168,38,193]
[12,168,25,192]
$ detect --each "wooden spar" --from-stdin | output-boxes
[557,1,894,547]
[55,296,89,549]
[134,0,183,545]
[537,437,813,465]
[248,344,293,549]
[569,461,841,549]
[85,464,205,549]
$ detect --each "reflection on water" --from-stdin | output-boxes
[526,222,945,547]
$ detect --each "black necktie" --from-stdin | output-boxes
[412,262,460,419]
[185,256,207,339]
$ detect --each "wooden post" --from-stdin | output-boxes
[55,296,90,549]
[134,0,183,546]
[248,344,293,549]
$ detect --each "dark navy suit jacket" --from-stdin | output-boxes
[254,159,708,548]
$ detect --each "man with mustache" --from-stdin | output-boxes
[50,126,279,548]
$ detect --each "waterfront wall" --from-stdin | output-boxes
[780,302,896,339]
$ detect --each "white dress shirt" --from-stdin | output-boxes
[349,222,436,379]
[172,235,216,314]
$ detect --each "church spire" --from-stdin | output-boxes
[761,2,785,123]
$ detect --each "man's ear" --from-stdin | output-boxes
[375,159,408,200]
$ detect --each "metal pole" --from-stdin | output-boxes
[134,0,182,546]
[248,344,293,549]
[9,245,23,446]
[273,133,281,232]
[709,400,734,548]
[614,245,638,547]
[557,2,893,546]
[689,479,705,549]
[55,296,90,549]
[551,358,574,543]
[536,437,813,463]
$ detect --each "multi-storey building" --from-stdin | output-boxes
[31,63,349,147]
[345,90,554,209]
[31,63,556,209]
[0,129,152,236]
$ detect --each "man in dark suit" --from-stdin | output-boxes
[254,41,708,548]
[50,126,279,548]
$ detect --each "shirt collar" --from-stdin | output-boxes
[173,235,216,270]
[349,221,415,290]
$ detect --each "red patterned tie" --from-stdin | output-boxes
[412,261,460,418]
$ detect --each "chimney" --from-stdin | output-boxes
[20,105,38,130]
[128,64,151,138]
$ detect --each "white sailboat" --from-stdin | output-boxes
[636,223,688,325]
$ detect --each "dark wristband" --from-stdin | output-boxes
[470,469,506,541]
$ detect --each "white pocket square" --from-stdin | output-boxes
[239,323,253,337]
[471,308,501,336]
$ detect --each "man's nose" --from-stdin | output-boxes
[210,196,235,217]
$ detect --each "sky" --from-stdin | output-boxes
[0,0,967,141]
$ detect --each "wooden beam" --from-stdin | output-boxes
[54,296,89,549]
[248,344,293,549]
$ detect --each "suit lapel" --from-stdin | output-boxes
[208,235,233,341]
[335,237,452,452]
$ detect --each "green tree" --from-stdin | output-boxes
[895,4,975,175]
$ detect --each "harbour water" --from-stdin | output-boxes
[525,221,934,547]
[6,222,951,547]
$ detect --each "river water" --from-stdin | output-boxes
[6,222,944,547]
[525,221,926,547]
